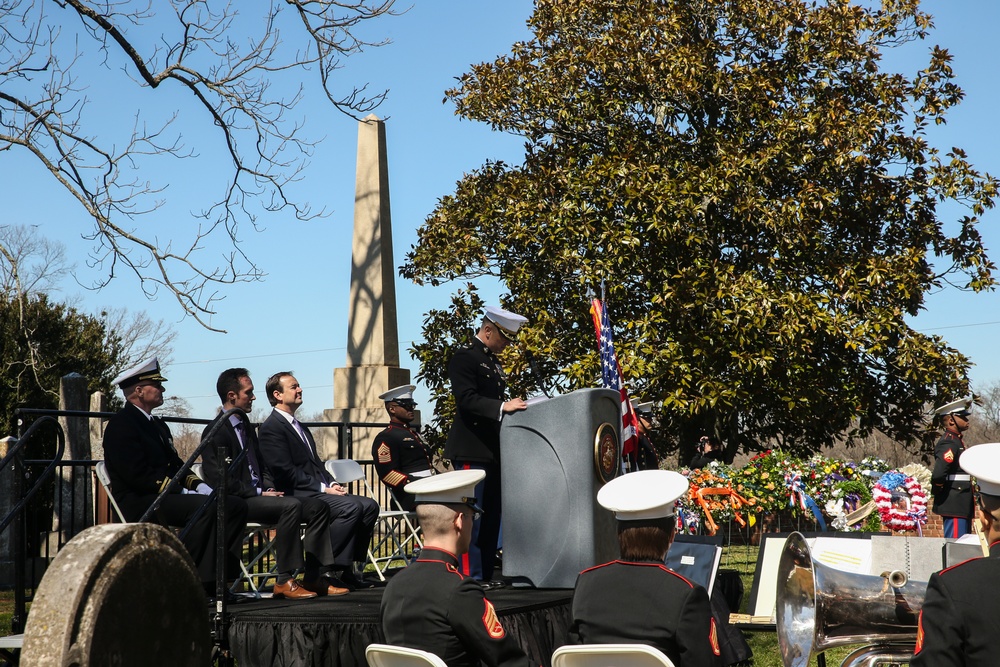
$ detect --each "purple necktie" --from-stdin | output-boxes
[235,422,261,488]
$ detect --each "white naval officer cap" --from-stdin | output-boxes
[960,443,1000,497]
[112,356,167,391]
[404,469,486,510]
[597,469,689,520]
[379,384,416,403]
[484,305,528,339]
[934,397,972,418]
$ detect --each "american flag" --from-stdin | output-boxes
[591,298,638,457]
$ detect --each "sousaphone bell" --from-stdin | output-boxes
[776,532,926,667]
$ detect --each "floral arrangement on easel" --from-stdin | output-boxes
[676,452,931,534]
[871,469,929,534]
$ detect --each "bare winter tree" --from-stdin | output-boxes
[99,307,178,370]
[0,0,397,330]
[161,395,201,461]
[968,380,1000,444]
[0,225,73,297]
[1,224,177,403]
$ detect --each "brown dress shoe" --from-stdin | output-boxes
[272,579,317,600]
[300,576,350,597]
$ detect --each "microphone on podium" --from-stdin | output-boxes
[524,349,552,399]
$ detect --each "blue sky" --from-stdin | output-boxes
[2,0,999,420]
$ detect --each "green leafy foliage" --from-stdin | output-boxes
[0,294,122,435]
[403,0,997,459]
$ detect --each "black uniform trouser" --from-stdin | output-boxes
[307,492,380,568]
[149,493,249,585]
[454,460,502,581]
[245,495,333,581]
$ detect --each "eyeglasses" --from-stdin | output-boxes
[460,496,483,521]
[393,400,417,410]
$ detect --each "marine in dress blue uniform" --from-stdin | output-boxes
[931,398,974,538]
[629,400,660,471]
[380,470,535,667]
[372,385,433,511]
[913,442,1000,666]
[444,306,528,582]
[569,470,721,667]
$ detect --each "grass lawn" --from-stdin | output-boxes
[0,589,14,637]
[728,545,857,666]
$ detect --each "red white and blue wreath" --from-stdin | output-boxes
[872,471,928,533]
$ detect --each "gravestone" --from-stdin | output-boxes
[21,523,209,666]
[48,373,92,553]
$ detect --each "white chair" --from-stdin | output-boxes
[551,644,677,667]
[0,633,24,662]
[325,459,423,581]
[365,643,447,667]
[191,460,278,596]
[94,461,127,523]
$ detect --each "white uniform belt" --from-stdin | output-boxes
[947,474,971,481]
[409,469,434,478]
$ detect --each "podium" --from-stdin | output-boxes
[500,388,623,588]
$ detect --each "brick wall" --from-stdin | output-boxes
[890,513,943,538]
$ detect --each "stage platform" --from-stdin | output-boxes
[226,586,573,667]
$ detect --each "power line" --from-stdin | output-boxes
[919,321,1000,332]
[171,340,420,367]
[172,347,345,366]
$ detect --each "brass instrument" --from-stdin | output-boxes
[776,532,926,667]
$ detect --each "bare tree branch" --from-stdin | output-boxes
[1,0,398,330]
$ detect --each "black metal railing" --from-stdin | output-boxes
[1,406,405,664]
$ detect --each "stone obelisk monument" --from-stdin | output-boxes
[323,115,411,457]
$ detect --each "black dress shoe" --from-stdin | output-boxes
[339,570,375,590]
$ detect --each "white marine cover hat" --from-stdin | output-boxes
[597,469,689,520]
[379,385,416,403]
[404,469,486,506]
[960,443,1000,497]
[484,305,528,339]
[630,399,654,416]
[934,397,972,417]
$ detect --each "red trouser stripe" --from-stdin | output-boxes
[458,461,473,576]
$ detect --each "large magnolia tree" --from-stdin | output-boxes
[403,0,997,459]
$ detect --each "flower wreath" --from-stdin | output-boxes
[872,471,928,532]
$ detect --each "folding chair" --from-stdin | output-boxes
[0,632,25,664]
[325,459,423,581]
[192,461,278,596]
[365,643,448,667]
[95,460,127,523]
[551,644,676,667]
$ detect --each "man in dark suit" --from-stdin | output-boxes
[913,442,1000,666]
[445,306,528,583]
[380,470,533,667]
[257,371,379,589]
[930,397,975,538]
[371,384,434,511]
[201,368,347,599]
[102,357,248,594]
